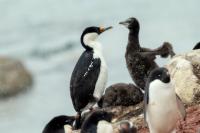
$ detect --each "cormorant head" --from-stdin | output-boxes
[148,67,170,84]
[80,26,112,50]
[119,17,140,33]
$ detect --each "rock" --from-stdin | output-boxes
[0,57,33,97]
[176,105,200,133]
[166,50,200,104]
[73,104,200,133]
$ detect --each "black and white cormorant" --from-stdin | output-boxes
[42,115,75,133]
[119,17,175,90]
[70,26,112,115]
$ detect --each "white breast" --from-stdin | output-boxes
[147,80,179,133]
[92,42,108,100]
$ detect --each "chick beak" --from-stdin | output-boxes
[119,20,129,27]
[100,26,113,33]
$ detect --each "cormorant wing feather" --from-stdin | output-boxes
[70,51,101,112]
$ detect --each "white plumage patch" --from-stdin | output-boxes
[97,120,113,133]
[83,33,99,49]
[64,124,72,133]
[84,61,94,77]
[92,42,108,100]
[146,79,180,133]
[83,32,108,101]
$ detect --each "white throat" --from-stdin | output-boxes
[83,33,102,51]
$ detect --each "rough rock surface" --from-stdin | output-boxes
[166,50,200,104]
[72,102,144,133]
[0,57,32,97]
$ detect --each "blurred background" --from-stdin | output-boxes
[0,0,199,132]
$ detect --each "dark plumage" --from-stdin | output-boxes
[99,83,143,108]
[42,115,75,133]
[193,42,200,50]
[70,51,101,112]
[119,17,175,90]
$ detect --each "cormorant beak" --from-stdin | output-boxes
[119,20,129,27]
[99,26,113,33]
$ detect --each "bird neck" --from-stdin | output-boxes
[127,30,140,51]
[86,41,101,52]
[92,42,104,59]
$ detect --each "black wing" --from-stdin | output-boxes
[144,80,150,126]
[70,50,101,112]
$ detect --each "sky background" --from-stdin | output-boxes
[0,0,199,133]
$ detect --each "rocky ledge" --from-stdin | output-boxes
[73,50,200,133]
[166,49,200,104]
